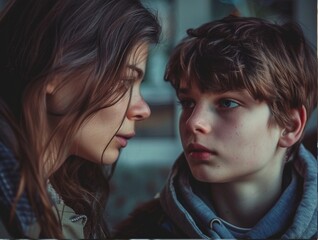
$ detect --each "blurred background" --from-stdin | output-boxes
[106,0,317,229]
[0,0,316,230]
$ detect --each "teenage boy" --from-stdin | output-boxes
[114,15,317,239]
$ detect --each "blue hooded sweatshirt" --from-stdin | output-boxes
[160,144,317,239]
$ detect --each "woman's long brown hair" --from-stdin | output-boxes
[0,0,160,238]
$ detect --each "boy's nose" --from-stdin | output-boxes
[127,97,151,121]
[186,107,212,134]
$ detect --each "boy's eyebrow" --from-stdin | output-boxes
[177,88,190,95]
[177,88,253,98]
[127,65,144,79]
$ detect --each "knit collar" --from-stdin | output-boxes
[0,141,37,236]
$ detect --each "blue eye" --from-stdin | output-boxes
[219,99,239,109]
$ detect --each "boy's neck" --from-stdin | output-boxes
[209,153,286,228]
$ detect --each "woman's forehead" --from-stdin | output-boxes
[127,43,149,65]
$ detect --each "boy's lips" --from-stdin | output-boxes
[186,143,217,160]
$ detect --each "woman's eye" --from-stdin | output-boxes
[177,99,195,109]
[219,99,239,109]
[121,78,133,89]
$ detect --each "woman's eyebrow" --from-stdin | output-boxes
[127,65,144,79]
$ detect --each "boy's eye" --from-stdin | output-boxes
[177,99,195,109]
[219,99,239,109]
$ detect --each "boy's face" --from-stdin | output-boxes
[178,82,285,183]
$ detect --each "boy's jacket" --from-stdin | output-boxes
[114,145,317,239]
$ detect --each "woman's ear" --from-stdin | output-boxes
[46,83,55,94]
[46,77,60,94]
[278,105,307,148]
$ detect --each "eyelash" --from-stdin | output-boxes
[121,78,134,89]
[177,98,240,110]
[218,99,239,109]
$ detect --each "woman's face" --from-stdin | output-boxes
[73,44,150,164]
[48,44,150,165]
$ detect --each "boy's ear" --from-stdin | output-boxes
[278,105,307,148]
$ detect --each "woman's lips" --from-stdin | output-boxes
[116,136,128,147]
[116,133,135,148]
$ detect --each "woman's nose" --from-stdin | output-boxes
[127,96,151,121]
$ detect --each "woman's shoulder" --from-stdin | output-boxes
[113,198,182,239]
[0,141,32,238]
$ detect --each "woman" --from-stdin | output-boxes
[0,0,160,238]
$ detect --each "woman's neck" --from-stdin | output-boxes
[209,156,285,228]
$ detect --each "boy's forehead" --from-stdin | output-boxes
[177,77,227,93]
[179,78,191,89]
[177,78,256,99]
[175,72,261,101]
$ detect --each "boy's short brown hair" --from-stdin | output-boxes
[165,16,317,149]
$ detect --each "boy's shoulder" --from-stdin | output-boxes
[113,198,185,238]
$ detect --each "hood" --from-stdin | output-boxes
[281,145,317,239]
[160,153,234,239]
[160,144,317,239]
